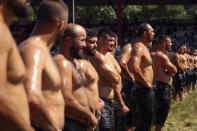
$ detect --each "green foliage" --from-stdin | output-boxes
[75,6,116,23]
[72,5,197,23]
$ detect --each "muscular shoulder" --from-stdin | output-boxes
[122,43,132,51]
[155,51,169,62]
[54,54,72,69]
[92,51,105,64]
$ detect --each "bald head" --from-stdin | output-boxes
[63,23,86,39]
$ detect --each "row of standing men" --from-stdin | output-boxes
[1,0,197,131]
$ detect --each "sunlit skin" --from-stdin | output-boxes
[91,34,120,100]
[171,47,185,101]
[19,1,68,130]
[84,36,105,119]
[120,43,135,83]
[153,37,177,86]
[0,0,34,130]
[153,37,177,131]
[54,24,98,130]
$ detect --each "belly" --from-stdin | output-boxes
[72,87,90,107]
[156,73,173,85]
[6,82,30,124]
[87,90,99,110]
[43,90,65,129]
[98,86,114,100]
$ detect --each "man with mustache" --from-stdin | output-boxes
[153,35,177,131]
[20,0,68,130]
[90,29,120,131]
[0,0,33,130]
[54,24,98,131]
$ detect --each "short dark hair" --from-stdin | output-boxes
[98,28,115,40]
[37,0,68,23]
[86,29,98,39]
[157,35,170,45]
[135,23,150,37]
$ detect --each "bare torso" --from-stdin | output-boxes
[20,38,64,130]
[133,43,153,85]
[78,59,100,111]
[180,54,188,69]
[120,43,134,81]
[3,22,30,125]
[153,51,173,85]
[91,52,120,99]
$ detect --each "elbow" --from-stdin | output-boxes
[120,60,127,69]
[131,66,138,75]
[114,75,120,85]
[28,96,40,109]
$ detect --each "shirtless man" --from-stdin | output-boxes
[0,0,33,130]
[180,46,189,96]
[120,35,137,131]
[153,35,177,131]
[90,29,120,131]
[130,23,155,131]
[107,34,129,131]
[54,24,98,131]
[83,29,104,119]
[172,45,185,101]
[20,1,68,130]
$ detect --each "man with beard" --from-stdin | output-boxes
[91,29,120,131]
[19,1,68,130]
[0,0,33,130]
[130,23,155,131]
[172,45,185,101]
[81,29,105,131]
[54,24,98,131]
[153,35,177,131]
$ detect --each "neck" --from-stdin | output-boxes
[98,46,108,55]
[161,48,168,54]
[31,24,56,50]
[60,49,74,61]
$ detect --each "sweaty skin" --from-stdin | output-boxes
[55,24,98,130]
[153,51,177,85]
[120,43,134,83]
[107,52,129,115]
[78,60,100,113]
[91,51,120,99]
[91,34,120,100]
[130,42,154,88]
[20,37,65,131]
[172,51,184,72]
[54,55,97,130]
[0,1,33,131]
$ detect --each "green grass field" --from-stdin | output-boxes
[151,88,197,131]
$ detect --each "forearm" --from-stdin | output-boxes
[113,87,126,107]
[64,94,94,123]
[132,67,149,87]
[28,96,57,131]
